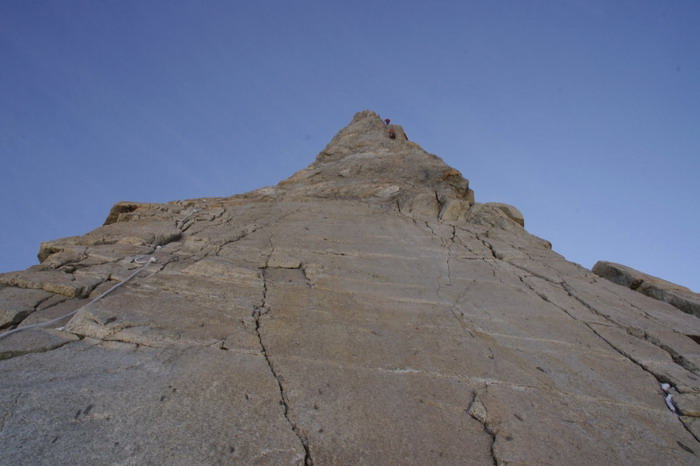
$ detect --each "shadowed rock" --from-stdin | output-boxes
[1,111,699,465]
[593,261,700,317]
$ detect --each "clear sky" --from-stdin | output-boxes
[1,1,699,291]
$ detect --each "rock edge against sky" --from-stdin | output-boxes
[1,111,699,465]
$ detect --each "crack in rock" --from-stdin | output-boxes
[0,331,79,361]
[522,271,679,382]
[472,229,700,448]
[467,391,498,466]
[213,223,264,256]
[562,283,699,375]
[437,228,477,339]
[253,258,313,465]
[513,268,700,445]
[473,231,499,261]
[488,245,699,381]
[626,327,699,375]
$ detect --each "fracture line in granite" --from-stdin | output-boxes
[253,248,313,465]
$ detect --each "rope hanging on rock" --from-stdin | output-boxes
[0,250,159,340]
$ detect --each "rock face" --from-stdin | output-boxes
[482,202,525,227]
[593,261,700,318]
[1,111,699,465]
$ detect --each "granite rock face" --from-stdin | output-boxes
[483,202,525,227]
[593,261,700,318]
[1,111,700,465]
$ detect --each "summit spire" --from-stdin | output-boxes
[276,110,475,221]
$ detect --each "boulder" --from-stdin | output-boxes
[593,261,700,317]
[484,202,525,227]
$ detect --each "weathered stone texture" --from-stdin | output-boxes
[1,111,699,465]
[593,260,700,317]
[483,202,525,227]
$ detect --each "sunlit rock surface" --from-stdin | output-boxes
[593,260,700,318]
[1,111,699,465]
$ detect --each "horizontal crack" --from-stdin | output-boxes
[0,338,77,361]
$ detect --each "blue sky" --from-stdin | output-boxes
[1,1,698,291]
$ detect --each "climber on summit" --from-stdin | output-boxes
[384,118,396,138]
[383,117,399,139]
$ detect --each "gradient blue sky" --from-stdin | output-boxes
[2,1,699,291]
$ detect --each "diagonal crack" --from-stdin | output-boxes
[513,270,700,444]
[214,224,264,256]
[471,228,700,445]
[472,230,499,261]
[519,270,682,383]
[478,231,700,381]
[561,282,699,375]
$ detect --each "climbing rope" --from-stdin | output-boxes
[0,201,206,342]
[175,200,208,229]
[0,251,158,340]
[176,205,202,229]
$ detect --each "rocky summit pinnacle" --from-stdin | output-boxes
[1,111,699,465]
[241,110,475,222]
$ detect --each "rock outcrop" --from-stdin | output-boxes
[593,261,700,317]
[482,202,525,227]
[1,111,699,465]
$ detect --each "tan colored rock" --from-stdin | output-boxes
[398,191,440,217]
[0,287,52,328]
[0,328,79,360]
[18,291,94,328]
[439,198,469,221]
[484,202,525,227]
[102,201,165,225]
[676,393,700,417]
[681,417,700,442]
[0,343,307,465]
[0,268,103,298]
[593,261,700,317]
[1,111,699,465]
